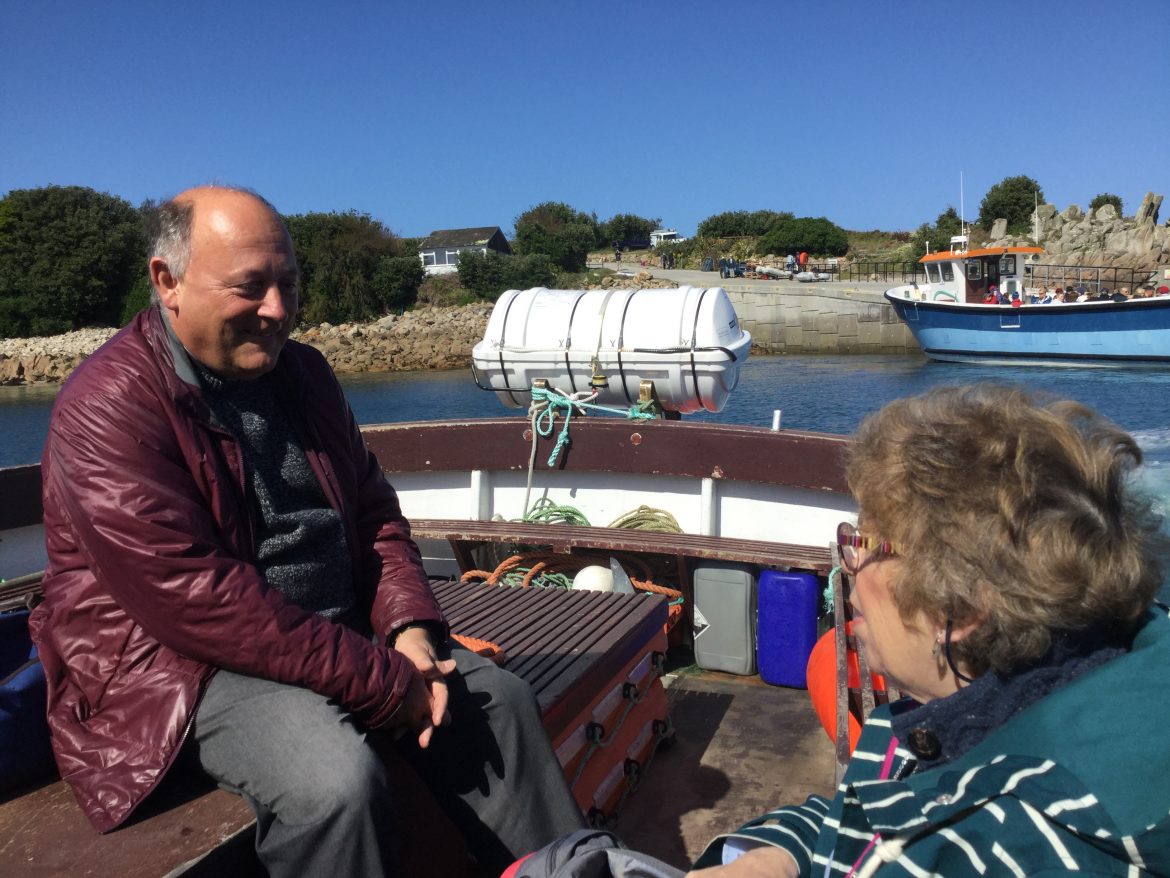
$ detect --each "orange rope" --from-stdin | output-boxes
[451,633,507,665]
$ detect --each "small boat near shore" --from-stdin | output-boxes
[885,243,1170,366]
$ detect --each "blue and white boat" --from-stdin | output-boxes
[885,243,1170,366]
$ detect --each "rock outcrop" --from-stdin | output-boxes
[0,305,493,387]
[993,191,1168,272]
[591,270,676,289]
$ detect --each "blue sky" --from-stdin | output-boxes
[3,0,1167,238]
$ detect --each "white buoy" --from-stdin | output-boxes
[772,409,782,431]
[572,565,615,592]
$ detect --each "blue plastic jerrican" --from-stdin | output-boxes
[757,570,819,688]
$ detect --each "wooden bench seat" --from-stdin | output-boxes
[411,518,834,575]
[0,581,667,877]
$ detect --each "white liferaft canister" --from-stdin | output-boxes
[470,286,752,414]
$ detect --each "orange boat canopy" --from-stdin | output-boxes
[920,246,1043,264]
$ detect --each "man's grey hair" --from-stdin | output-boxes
[147,185,283,282]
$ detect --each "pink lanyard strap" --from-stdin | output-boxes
[842,736,900,878]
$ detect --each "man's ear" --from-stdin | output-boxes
[150,257,180,311]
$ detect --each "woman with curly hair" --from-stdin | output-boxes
[687,383,1170,876]
[512,385,1170,877]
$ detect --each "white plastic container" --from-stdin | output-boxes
[471,286,752,414]
[693,563,757,675]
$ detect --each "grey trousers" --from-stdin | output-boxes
[188,645,585,877]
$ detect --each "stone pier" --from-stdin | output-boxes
[720,280,919,354]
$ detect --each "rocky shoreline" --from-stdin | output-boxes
[0,304,494,387]
[0,271,684,387]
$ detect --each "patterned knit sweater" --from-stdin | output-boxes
[696,608,1170,876]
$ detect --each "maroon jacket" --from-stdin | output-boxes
[30,306,447,832]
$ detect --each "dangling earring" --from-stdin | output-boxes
[931,631,944,660]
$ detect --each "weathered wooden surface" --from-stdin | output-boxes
[414,518,834,574]
[0,582,666,877]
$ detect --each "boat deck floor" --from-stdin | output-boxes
[615,667,835,869]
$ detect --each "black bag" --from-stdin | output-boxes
[510,829,685,878]
[0,609,56,793]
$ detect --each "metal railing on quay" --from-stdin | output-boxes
[845,262,926,284]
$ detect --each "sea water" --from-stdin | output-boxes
[5,354,1170,599]
[3,356,1170,517]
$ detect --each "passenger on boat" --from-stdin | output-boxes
[981,289,996,304]
[519,385,1170,877]
[987,283,1000,303]
[31,186,583,876]
[684,384,1170,877]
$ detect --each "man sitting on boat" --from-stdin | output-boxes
[30,186,584,877]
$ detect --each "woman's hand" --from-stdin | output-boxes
[687,847,801,878]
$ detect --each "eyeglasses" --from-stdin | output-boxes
[837,521,900,575]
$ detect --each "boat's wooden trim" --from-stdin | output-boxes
[1,421,850,535]
[411,518,834,574]
[364,418,851,494]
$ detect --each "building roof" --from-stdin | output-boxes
[420,227,507,249]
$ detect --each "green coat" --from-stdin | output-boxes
[698,608,1170,875]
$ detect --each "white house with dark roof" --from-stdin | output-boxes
[418,227,512,276]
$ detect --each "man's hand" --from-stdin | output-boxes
[687,847,800,878]
[392,626,456,748]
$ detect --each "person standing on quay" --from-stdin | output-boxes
[32,186,583,876]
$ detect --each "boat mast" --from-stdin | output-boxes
[960,171,967,243]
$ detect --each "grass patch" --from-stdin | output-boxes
[417,273,479,306]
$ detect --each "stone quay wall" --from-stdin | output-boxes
[723,283,918,355]
[0,289,921,387]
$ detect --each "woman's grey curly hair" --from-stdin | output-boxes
[846,383,1167,676]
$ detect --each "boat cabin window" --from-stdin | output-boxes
[999,255,1016,275]
[926,263,940,282]
[966,261,983,281]
[940,262,954,282]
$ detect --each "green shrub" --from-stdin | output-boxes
[373,256,424,312]
[417,273,475,307]
[697,210,793,238]
[119,272,154,324]
[978,175,1043,234]
[285,211,407,324]
[600,213,659,246]
[1089,193,1123,215]
[458,250,555,300]
[0,185,146,338]
[757,216,849,257]
[513,202,599,272]
[909,207,964,259]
